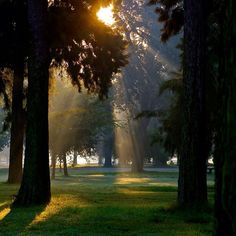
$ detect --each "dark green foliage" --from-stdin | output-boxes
[136,72,182,157]
[0,0,28,108]
[48,0,128,98]
[148,0,183,42]
[0,0,127,185]
[0,0,128,100]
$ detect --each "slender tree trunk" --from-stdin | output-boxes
[14,0,50,206]
[59,157,62,172]
[72,150,77,167]
[131,121,144,173]
[103,136,113,168]
[62,154,68,177]
[178,0,208,206]
[215,0,236,234]
[7,0,26,184]
[8,63,25,184]
[51,152,56,180]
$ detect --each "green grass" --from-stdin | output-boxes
[0,168,214,236]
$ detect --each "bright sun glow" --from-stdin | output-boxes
[97,4,115,26]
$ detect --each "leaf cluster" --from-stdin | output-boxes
[148,0,183,42]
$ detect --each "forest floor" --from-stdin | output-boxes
[0,168,214,236]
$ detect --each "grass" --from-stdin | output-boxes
[0,168,214,236]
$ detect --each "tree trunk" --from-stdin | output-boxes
[178,0,208,206]
[62,154,68,177]
[59,157,62,172]
[13,0,50,206]
[103,135,113,168]
[215,0,236,234]
[131,121,144,173]
[51,153,56,180]
[8,63,25,184]
[72,150,77,167]
[7,0,26,184]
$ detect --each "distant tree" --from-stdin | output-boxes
[49,81,117,177]
[135,73,182,165]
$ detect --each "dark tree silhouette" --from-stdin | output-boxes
[7,0,27,184]
[148,0,183,42]
[0,0,27,184]
[178,0,208,206]
[149,0,208,206]
[214,0,236,234]
[13,0,51,206]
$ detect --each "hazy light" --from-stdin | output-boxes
[97,4,115,26]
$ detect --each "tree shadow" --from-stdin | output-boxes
[0,204,46,235]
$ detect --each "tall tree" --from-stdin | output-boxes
[0,0,27,184]
[14,0,51,205]
[214,0,236,234]
[178,0,208,206]
[8,0,27,184]
[149,0,208,206]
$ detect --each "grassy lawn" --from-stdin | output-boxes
[0,168,214,236]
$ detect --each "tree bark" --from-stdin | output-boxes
[8,70,25,183]
[51,152,56,180]
[7,0,26,184]
[72,150,77,167]
[178,0,208,206]
[103,135,113,168]
[59,157,62,172]
[62,154,68,177]
[13,0,51,206]
[215,0,236,234]
[131,121,144,173]
[8,63,25,184]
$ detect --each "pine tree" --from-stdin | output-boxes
[149,0,208,206]
[214,0,236,234]
[13,0,51,206]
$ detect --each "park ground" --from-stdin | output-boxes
[0,168,214,236]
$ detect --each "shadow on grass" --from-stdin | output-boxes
[22,203,214,236]
[0,204,46,235]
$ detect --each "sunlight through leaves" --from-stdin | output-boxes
[97,4,115,26]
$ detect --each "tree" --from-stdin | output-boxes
[13,0,51,205]
[214,0,236,234]
[178,0,208,206]
[1,0,127,185]
[49,80,118,177]
[7,0,27,184]
[0,0,27,184]
[149,0,208,206]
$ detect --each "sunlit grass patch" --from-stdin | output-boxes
[114,177,152,185]
[0,170,214,235]
[0,207,10,220]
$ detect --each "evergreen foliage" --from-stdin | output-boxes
[148,0,183,42]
